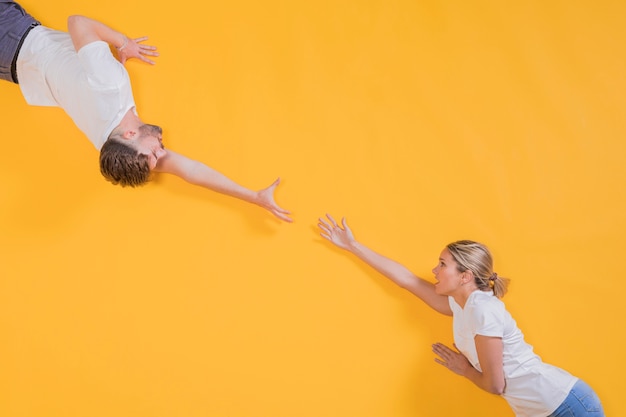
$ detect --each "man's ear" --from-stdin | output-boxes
[121,129,137,140]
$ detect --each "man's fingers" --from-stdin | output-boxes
[141,49,159,57]
[137,55,156,65]
[276,213,293,223]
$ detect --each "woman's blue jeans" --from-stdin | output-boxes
[548,379,604,417]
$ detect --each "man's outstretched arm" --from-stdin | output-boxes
[155,150,293,222]
[67,15,158,64]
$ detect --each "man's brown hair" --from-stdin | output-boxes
[99,138,150,187]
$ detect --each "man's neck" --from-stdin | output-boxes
[111,107,143,138]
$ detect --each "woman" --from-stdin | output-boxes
[318,214,604,417]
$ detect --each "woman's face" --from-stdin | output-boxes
[432,248,464,296]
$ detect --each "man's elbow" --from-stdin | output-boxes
[67,15,84,29]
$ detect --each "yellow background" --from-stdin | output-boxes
[1,1,624,416]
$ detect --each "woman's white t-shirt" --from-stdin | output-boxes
[449,290,577,417]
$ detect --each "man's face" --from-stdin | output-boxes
[135,124,166,169]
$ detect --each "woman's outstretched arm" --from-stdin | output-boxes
[318,214,451,315]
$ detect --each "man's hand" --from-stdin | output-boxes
[256,178,292,222]
[117,36,159,65]
[67,15,157,64]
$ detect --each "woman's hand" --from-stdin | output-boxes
[432,342,472,376]
[318,214,356,251]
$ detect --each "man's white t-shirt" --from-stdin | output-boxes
[450,290,577,417]
[16,26,136,150]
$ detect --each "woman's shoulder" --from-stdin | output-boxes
[470,289,497,301]
[467,290,505,312]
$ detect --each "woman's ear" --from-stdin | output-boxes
[463,270,474,284]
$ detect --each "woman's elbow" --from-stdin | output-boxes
[487,380,506,395]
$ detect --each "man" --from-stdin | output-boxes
[1,1,292,222]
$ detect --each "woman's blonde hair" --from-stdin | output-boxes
[446,240,510,298]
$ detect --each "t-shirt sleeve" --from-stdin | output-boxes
[77,41,125,88]
[469,302,505,338]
